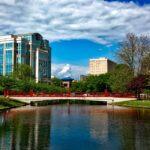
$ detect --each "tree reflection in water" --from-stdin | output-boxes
[0,106,51,150]
[0,105,149,150]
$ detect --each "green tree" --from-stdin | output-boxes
[0,76,17,90]
[71,81,87,92]
[109,64,134,93]
[71,74,110,93]
[51,77,62,86]
[12,64,33,81]
[85,74,111,92]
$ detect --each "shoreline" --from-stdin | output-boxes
[1,96,149,110]
[0,96,27,111]
[114,100,150,109]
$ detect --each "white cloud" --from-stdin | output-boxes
[0,0,150,44]
[52,63,88,79]
[58,64,71,77]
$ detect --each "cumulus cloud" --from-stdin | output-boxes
[57,64,71,77]
[0,0,150,44]
[52,63,88,79]
[1,0,150,78]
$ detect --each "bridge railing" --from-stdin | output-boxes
[4,90,135,98]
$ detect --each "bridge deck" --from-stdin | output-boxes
[10,96,136,104]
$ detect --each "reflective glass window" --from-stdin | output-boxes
[6,50,12,74]
[5,43,13,49]
[0,44,4,75]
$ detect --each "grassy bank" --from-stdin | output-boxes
[0,97,26,110]
[114,100,150,109]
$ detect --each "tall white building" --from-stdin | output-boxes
[89,57,116,75]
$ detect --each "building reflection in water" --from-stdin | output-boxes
[0,105,150,150]
[89,106,108,142]
[0,106,51,150]
[88,105,150,150]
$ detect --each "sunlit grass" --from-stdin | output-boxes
[115,100,150,108]
[0,97,26,110]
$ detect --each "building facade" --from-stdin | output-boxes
[0,33,51,82]
[89,57,116,75]
[61,77,74,89]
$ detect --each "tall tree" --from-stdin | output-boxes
[118,33,150,75]
[141,53,150,75]
[51,77,62,86]
[127,75,149,99]
[109,64,134,93]
[12,64,33,81]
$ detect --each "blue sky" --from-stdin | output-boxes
[105,0,150,5]
[51,39,118,65]
[0,0,150,78]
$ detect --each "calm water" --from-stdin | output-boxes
[0,104,150,150]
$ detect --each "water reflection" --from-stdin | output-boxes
[0,106,51,150]
[0,105,150,150]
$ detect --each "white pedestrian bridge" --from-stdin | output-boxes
[10,96,136,104]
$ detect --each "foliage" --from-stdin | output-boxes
[33,83,66,93]
[0,76,17,90]
[0,97,25,110]
[127,75,149,99]
[141,53,150,75]
[109,64,134,93]
[143,89,150,94]
[0,75,66,94]
[85,74,111,92]
[12,64,33,80]
[71,74,111,93]
[71,81,87,92]
[51,77,62,86]
[0,86,4,94]
[118,33,150,75]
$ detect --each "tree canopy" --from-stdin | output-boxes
[12,64,33,80]
[109,64,134,93]
[118,33,150,75]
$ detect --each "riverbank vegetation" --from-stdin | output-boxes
[71,65,149,98]
[71,33,150,99]
[0,76,66,94]
[114,100,150,109]
[0,97,26,110]
[0,64,66,95]
[0,33,149,99]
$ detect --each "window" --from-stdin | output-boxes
[17,43,21,50]
[24,35,32,41]
[0,44,3,75]
[6,65,12,75]
[0,44,4,49]
[5,43,13,49]
[6,50,12,74]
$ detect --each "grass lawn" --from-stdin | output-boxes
[0,96,26,110]
[115,100,150,109]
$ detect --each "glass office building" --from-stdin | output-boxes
[0,33,51,82]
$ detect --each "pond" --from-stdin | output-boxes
[0,104,150,150]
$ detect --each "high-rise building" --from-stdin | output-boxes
[0,33,51,82]
[89,57,116,75]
